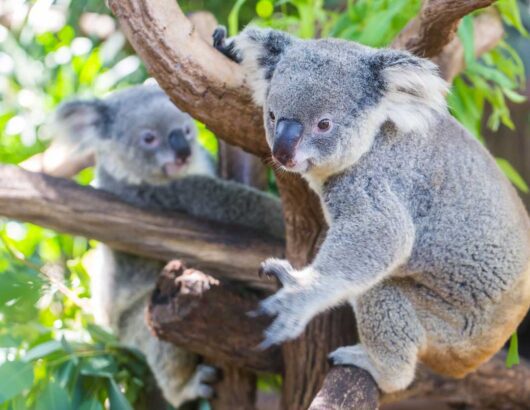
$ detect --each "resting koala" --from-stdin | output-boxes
[54,84,284,407]
[214,27,530,392]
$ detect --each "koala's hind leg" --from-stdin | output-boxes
[329,282,425,393]
[120,300,216,408]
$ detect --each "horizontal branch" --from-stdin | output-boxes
[0,165,282,290]
[147,261,282,373]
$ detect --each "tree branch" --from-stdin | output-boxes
[107,0,267,157]
[392,0,497,58]
[0,165,282,291]
[147,260,282,373]
[433,10,504,82]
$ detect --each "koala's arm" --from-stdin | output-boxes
[140,175,285,239]
[256,183,415,347]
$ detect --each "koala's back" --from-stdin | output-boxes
[349,116,530,377]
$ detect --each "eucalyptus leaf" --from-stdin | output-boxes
[0,361,34,404]
[108,379,133,410]
[35,382,71,410]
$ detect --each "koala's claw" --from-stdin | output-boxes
[212,26,227,49]
[192,364,218,399]
[259,258,296,286]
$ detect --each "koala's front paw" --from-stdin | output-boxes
[253,259,321,348]
[212,26,241,63]
[212,26,227,49]
[258,258,297,287]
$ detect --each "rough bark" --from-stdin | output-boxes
[385,352,530,410]
[218,142,268,191]
[392,0,497,58]
[147,260,282,373]
[0,165,282,291]
[308,366,379,410]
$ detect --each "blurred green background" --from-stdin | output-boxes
[0,1,529,409]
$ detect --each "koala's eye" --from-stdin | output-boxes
[140,131,160,148]
[185,126,191,134]
[317,119,332,132]
[269,111,275,122]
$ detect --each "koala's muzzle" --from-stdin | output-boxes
[273,119,303,167]
[168,130,191,162]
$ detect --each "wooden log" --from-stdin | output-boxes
[0,165,282,290]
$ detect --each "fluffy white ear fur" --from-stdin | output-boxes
[235,27,292,106]
[53,100,108,153]
[237,34,270,106]
[379,58,449,133]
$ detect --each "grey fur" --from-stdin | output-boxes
[220,27,530,392]
[54,84,285,407]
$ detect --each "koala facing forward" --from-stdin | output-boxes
[215,27,530,392]
[55,84,285,407]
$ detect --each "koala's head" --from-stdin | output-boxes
[235,27,448,178]
[54,85,211,185]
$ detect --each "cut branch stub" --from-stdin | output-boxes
[308,366,379,410]
[147,261,283,374]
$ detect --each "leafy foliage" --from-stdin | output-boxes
[0,0,528,407]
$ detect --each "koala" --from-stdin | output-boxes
[214,26,530,393]
[54,84,285,407]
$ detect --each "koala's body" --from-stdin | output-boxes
[54,84,285,406]
[214,27,530,392]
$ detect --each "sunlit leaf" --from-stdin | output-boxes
[108,379,133,410]
[35,381,71,410]
[506,332,520,368]
[0,361,34,404]
[496,158,529,193]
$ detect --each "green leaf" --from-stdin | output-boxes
[78,398,103,410]
[35,382,71,410]
[503,88,527,104]
[0,361,34,404]
[497,0,528,35]
[228,0,248,36]
[86,324,118,344]
[506,332,520,368]
[457,15,475,67]
[107,379,133,410]
[496,158,529,193]
[80,356,116,378]
[23,340,63,362]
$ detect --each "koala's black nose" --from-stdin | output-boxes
[273,119,303,167]
[168,129,191,161]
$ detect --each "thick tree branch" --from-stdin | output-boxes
[107,0,267,157]
[0,165,282,290]
[147,260,282,373]
[392,0,497,58]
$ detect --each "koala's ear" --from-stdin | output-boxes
[235,26,293,106]
[373,50,448,132]
[53,99,113,150]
